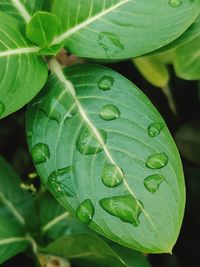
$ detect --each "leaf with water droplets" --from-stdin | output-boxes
[49,0,199,59]
[27,63,185,253]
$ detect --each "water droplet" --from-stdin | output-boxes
[76,199,95,224]
[100,105,120,121]
[32,143,50,164]
[168,0,182,8]
[98,32,124,58]
[47,166,75,197]
[76,127,107,155]
[146,153,168,169]
[98,76,114,91]
[144,174,165,193]
[102,164,124,187]
[99,195,143,226]
[148,122,164,137]
[26,130,32,139]
[0,101,5,117]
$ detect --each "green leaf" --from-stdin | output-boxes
[26,11,59,47]
[0,215,28,264]
[150,14,200,54]
[173,36,200,80]
[133,54,170,88]
[41,233,128,267]
[37,44,63,56]
[0,12,48,119]
[27,62,185,253]
[49,0,200,59]
[39,192,94,242]
[39,192,70,240]
[0,155,37,233]
[0,0,43,23]
[175,120,200,166]
[111,244,152,267]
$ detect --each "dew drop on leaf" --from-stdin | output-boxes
[98,32,124,58]
[148,122,164,137]
[76,127,107,155]
[168,0,182,8]
[146,153,168,169]
[47,166,76,197]
[76,199,95,224]
[99,195,143,226]
[32,143,50,164]
[102,164,124,187]
[98,76,114,91]
[0,101,5,117]
[144,174,165,193]
[100,104,120,121]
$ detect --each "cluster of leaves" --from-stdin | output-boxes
[0,0,200,266]
[0,155,151,267]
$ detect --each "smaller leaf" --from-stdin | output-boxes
[26,11,59,47]
[175,120,200,165]
[0,215,28,264]
[133,54,170,88]
[41,233,127,267]
[37,44,63,56]
[174,36,200,80]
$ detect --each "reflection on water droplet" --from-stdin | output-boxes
[47,166,75,197]
[148,122,164,137]
[98,32,124,58]
[168,0,182,8]
[32,143,50,164]
[100,195,143,226]
[98,76,114,91]
[146,153,168,169]
[102,164,124,187]
[100,105,120,121]
[0,101,5,117]
[26,130,32,139]
[144,174,165,193]
[76,127,107,155]
[76,199,95,224]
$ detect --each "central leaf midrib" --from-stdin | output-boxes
[52,0,131,44]
[49,59,170,251]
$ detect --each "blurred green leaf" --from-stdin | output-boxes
[175,120,200,165]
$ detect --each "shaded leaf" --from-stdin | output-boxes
[174,36,200,80]
[175,120,200,165]
[0,155,37,233]
[0,215,28,264]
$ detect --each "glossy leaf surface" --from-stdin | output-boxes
[27,63,185,253]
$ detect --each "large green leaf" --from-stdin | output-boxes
[0,0,43,23]
[173,36,200,80]
[0,155,37,233]
[0,215,28,264]
[26,61,185,253]
[0,12,48,119]
[49,0,200,59]
[148,14,200,54]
